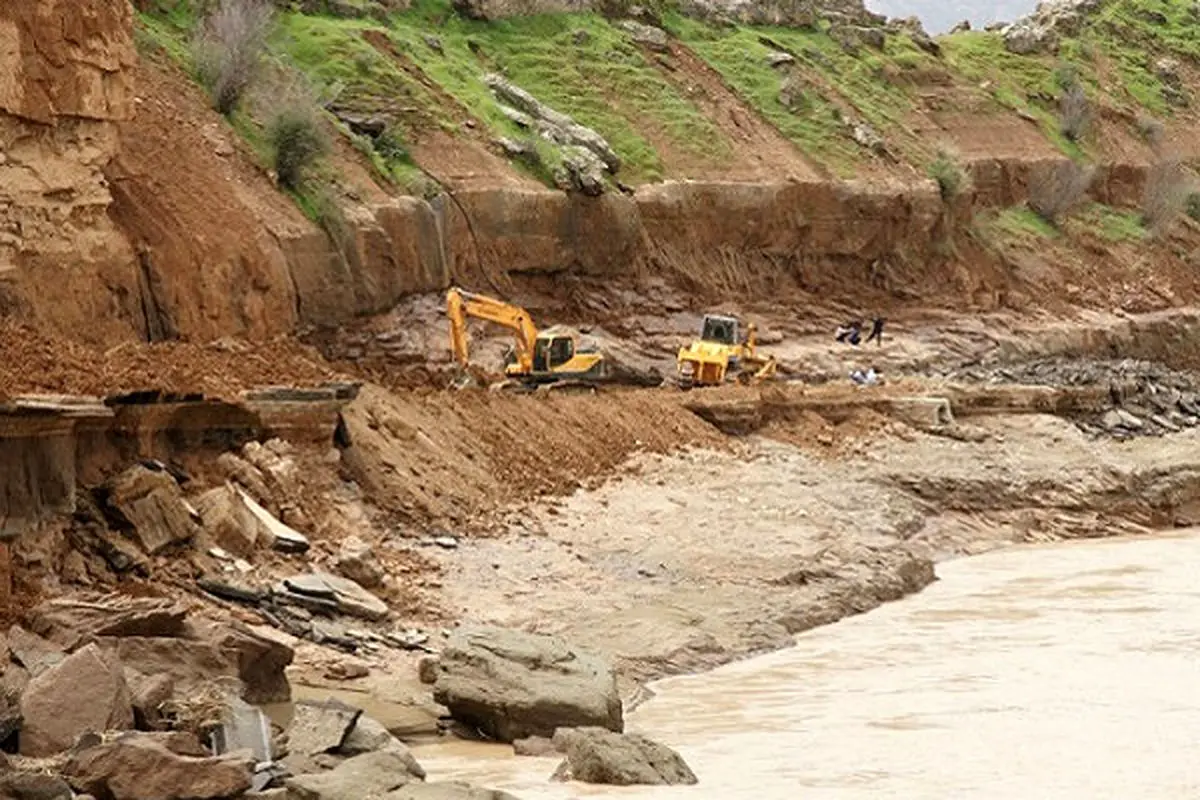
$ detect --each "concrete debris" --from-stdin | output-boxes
[212,695,274,762]
[236,487,311,553]
[104,465,201,555]
[63,732,254,800]
[196,484,260,558]
[433,626,623,742]
[286,699,362,758]
[550,727,698,785]
[283,572,390,621]
[19,643,134,757]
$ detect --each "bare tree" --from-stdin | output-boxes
[1059,82,1091,143]
[1028,160,1095,224]
[193,0,274,116]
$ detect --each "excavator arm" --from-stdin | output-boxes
[446,287,540,375]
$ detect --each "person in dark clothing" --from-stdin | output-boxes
[835,320,863,346]
[864,317,885,347]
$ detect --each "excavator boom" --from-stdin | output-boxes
[446,287,539,374]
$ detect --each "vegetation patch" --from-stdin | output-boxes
[982,206,1059,241]
[1069,203,1146,243]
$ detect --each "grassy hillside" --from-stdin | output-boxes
[135,0,1199,235]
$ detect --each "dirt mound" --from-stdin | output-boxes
[340,385,725,529]
[0,323,342,398]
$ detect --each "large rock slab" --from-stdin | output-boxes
[19,642,134,756]
[550,727,697,786]
[104,465,201,554]
[64,733,253,800]
[195,483,261,557]
[432,626,623,742]
[206,622,295,705]
[340,714,426,779]
[26,594,188,651]
[285,750,424,800]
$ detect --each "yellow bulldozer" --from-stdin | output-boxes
[447,287,637,391]
[676,314,778,388]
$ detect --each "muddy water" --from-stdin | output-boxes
[414,532,1200,798]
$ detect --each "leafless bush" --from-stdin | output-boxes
[928,146,969,202]
[193,0,274,116]
[1136,113,1165,151]
[1059,82,1091,143]
[1142,157,1189,235]
[1028,160,1095,224]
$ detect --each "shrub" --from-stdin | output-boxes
[1059,82,1091,143]
[928,148,968,202]
[1142,158,1188,235]
[1028,160,1095,224]
[1187,192,1200,223]
[267,102,329,190]
[192,0,274,116]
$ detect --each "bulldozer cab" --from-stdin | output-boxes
[700,315,740,346]
[532,332,575,373]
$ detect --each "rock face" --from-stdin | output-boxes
[432,626,623,742]
[19,643,135,757]
[104,466,201,555]
[1003,0,1102,53]
[550,727,698,786]
[63,733,253,800]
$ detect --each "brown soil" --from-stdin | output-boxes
[0,321,340,398]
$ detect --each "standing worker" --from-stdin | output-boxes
[864,317,885,347]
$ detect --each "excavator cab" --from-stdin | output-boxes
[532,333,576,372]
[700,315,740,346]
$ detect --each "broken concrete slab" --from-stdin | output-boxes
[286,699,362,757]
[104,465,201,555]
[236,487,310,553]
[195,483,260,558]
[283,572,389,621]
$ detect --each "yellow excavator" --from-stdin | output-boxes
[446,287,612,390]
[677,314,778,388]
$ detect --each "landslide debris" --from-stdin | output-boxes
[952,358,1200,438]
[0,323,340,399]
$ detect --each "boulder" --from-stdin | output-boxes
[64,733,253,800]
[127,670,175,730]
[286,699,362,758]
[19,643,134,756]
[285,750,424,800]
[283,572,389,621]
[0,771,73,800]
[26,595,188,651]
[215,452,271,501]
[550,727,697,786]
[195,484,260,558]
[339,714,426,779]
[104,465,201,555]
[1002,0,1101,54]
[615,20,670,51]
[207,623,295,705]
[334,536,384,589]
[432,626,623,742]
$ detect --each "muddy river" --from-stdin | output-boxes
[413,531,1200,798]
